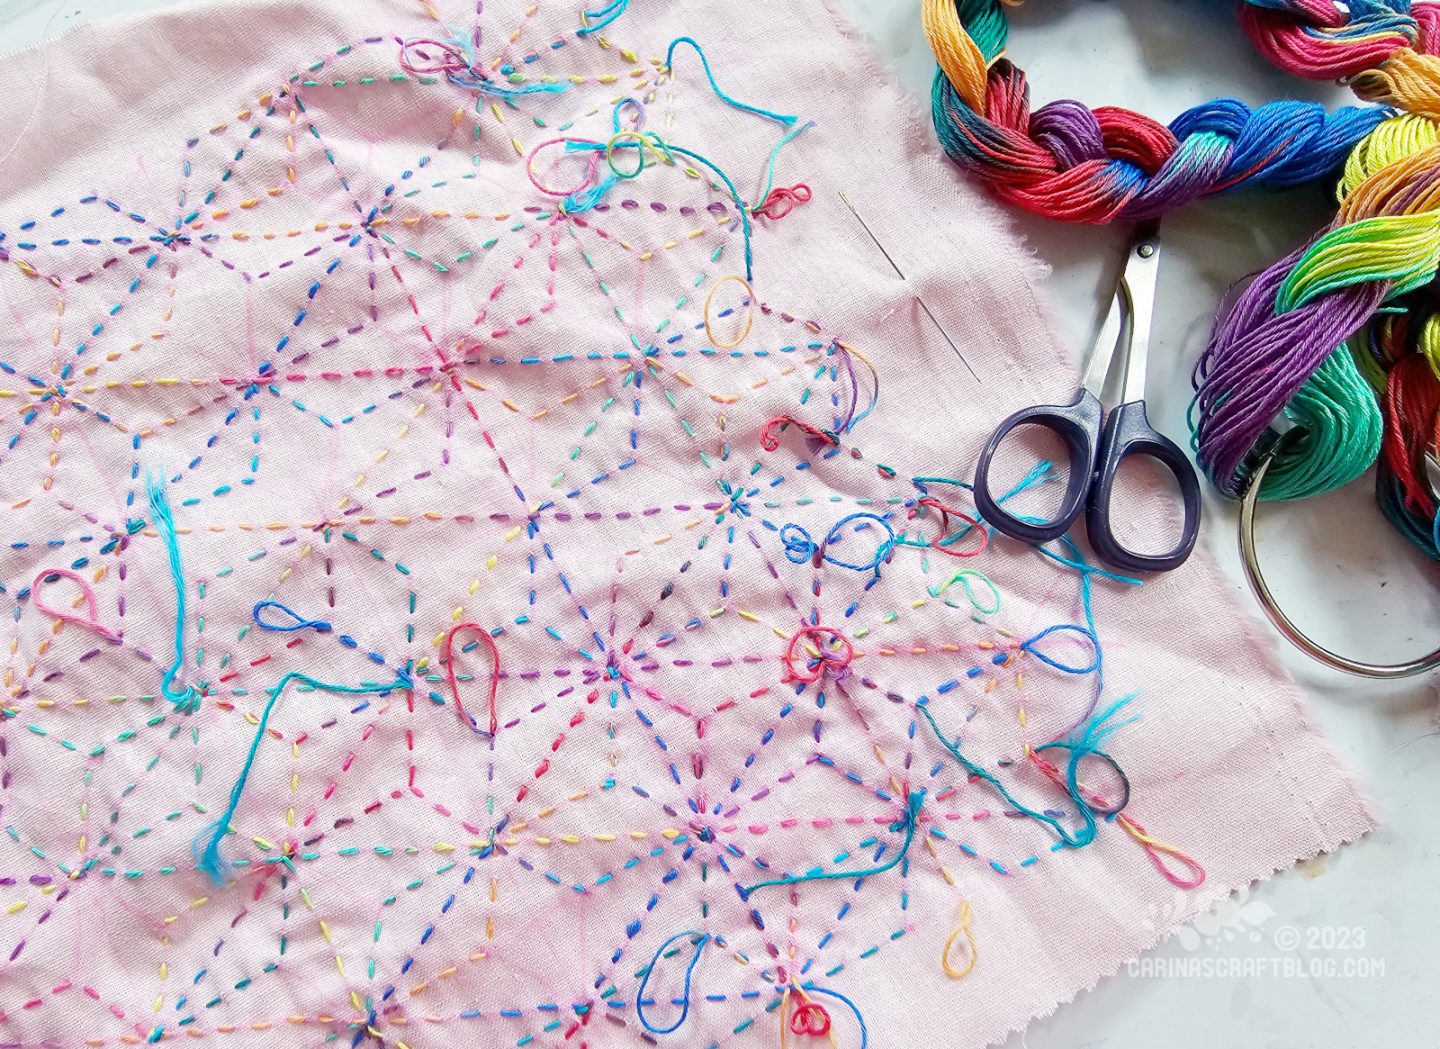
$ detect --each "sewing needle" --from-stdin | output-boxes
[838,191,979,381]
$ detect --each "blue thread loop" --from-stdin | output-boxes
[637,931,711,1035]
[779,513,896,579]
[194,670,411,884]
[1020,623,1099,675]
[803,985,868,1049]
[738,790,924,900]
[252,600,333,634]
[147,475,199,714]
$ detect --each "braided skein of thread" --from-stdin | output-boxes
[1240,1,1440,114]
[1377,352,1440,555]
[928,0,1440,557]
[1193,127,1440,500]
[1229,3,1440,525]
[923,0,1389,222]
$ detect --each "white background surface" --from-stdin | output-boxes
[1,1,1436,1045]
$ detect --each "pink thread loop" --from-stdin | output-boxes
[442,622,502,736]
[757,183,812,220]
[31,569,122,643]
[789,1000,831,1037]
[910,496,988,558]
[1118,814,1208,889]
[526,137,602,199]
[782,624,854,684]
[398,36,474,77]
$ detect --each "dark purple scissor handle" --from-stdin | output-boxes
[1085,399,1202,573]
[973,388,1103,544]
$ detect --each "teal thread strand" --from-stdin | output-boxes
[917,701,1096,848]
[195,670,410,884]
[577,0,630,35]
[148,476,198,714]
[664,37,799,127]
[738,790,924,899]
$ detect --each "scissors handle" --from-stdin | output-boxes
[973,388,1103,544]
[1085,400,1202,572]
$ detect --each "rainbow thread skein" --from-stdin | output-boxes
[928,1,1440,557]
[923,0,1388,222]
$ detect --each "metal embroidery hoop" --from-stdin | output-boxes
[1238,431,1440,679]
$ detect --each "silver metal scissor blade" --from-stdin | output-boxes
[1078,222,1161,400]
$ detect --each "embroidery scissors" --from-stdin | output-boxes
[972,223,1202,573]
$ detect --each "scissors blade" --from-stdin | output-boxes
[1078,290,1124,397]
[1118,221,1161,402]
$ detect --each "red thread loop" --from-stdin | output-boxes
[782,625,854,684]
[757,183,812,220]
[760,416,838,452]
[442,622,502,736]
[789,1000,831,1037]
[910,497,988,558]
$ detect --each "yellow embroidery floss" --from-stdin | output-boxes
[704,274,756,350]
[942,899,978,980]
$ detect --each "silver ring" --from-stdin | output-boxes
[1239,448,1440,678]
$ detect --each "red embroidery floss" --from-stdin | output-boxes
[911,496,988,558]
[782,624,854,684]
[442,621,502,735]
[760,415,839,452]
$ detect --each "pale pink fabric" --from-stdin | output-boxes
[0,1,1369,1047]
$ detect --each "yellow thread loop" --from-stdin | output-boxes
[704,275,755,350]
[942,900,978,979]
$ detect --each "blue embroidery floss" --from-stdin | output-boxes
[636,930,711,1035]
[252,599,333,634]
[576,0,630,35]
[1032,694,1140,819]
[779,512,896,579]
[398,28,572,100]
[664,36,800,126]
[738,790,925,900]
[147,475,198,714]
[547,40,815,280]
[194,670,410,885]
